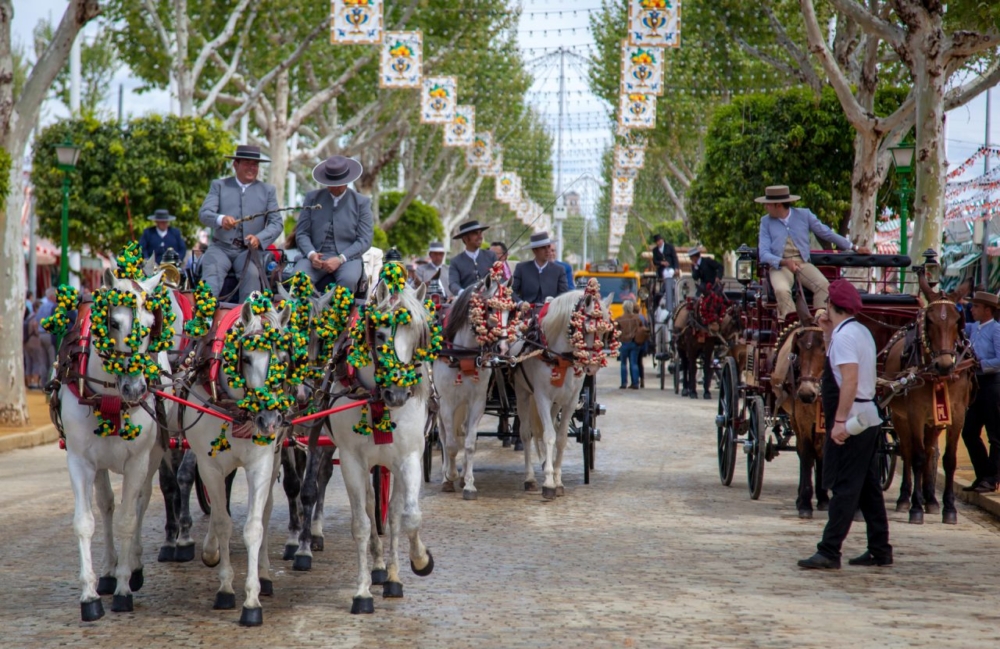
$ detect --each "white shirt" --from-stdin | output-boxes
[464,249,479,262]
[534,261,549,273]
[827,318,879,428]
[157,228,169,238]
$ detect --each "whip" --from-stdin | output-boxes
[232,204,322,225]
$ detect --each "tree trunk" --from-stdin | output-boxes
[266,71,290,208]
[909,22,947,255]
[0,159,28,425]
[173,0,193,117]
[847,128,883,250]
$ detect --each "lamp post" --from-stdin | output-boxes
[889,139,915,290]
[54,139,81,286]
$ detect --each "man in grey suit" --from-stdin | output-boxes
[448,220,497,296]
[512,232,569,304]
[198,145,282,302]
[292,155,373,293]
[413,241,450,299]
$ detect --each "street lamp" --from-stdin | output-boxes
[889,139,915,290]
[54,139,81,286]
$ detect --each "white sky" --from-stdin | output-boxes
[12,1,998,192]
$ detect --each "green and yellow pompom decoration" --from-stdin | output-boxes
[351,405,396,437]
[114,241,145,280]
[208,423,232,457]
[184,281,218,338]
[41,285,79,336]
[94,411,142,441]
[380,262,407,294]
[145,285,176,353]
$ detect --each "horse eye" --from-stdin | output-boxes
[376,332,387,342]
[109,320,120,330]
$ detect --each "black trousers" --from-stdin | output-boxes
[817,425,892,561]
[961,376,1000,485]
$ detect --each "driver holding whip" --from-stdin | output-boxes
[198,145,282,302]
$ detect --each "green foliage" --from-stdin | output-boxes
[0,147,10,206]
[651,220,691,248]
[372,227,389,251]
[378,191,443,256]
[33,19,120,114]
[31,115,233,253]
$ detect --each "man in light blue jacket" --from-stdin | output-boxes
[756,185,866,320]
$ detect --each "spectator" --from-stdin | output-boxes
[490,241,511,279]
[548,244,574,288]
[615,300,645,390]
[139,209,187,264]
[961,291,1000,494]
[36,287,58,373]
[23,307,46,389]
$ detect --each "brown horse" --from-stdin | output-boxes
[883,274,974,524]
[676,285,730,399]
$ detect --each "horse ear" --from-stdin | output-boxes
[102,268,116,288]
[143,255,157,277]
[602,292,614,311]
[415,282,427,303]
[952,281,971,302]
[279,304,292,328]
[240,300,255,324]
[917,269,940,302]
[375,279,389,305]
[138,270,164,296]
[276,279,291,303]
[794,283,812,326]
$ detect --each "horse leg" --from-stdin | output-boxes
[93,469,117,597]
[399,451,433,579]
[157,452,180,562]
[461,398,489,500]
[895,426,913,512]
[68,454,103,620]
[552,400,571,497]
[702,346,713,399]
[535,394,559,499]
[908,435,927,524]
[796,432,815,519]
[280,447,303,560]
[440,408,461,492]
[174,450,197,562]
[366,463,387,586]
[341,454,375,614]
[199,464,235,609]
[923,433,941,514]
[109,455,147,612]
[294,444,320,571]
[128,442,164,594]
[311,447,335,551]
[382,462,405,598]
[237,454,276,626]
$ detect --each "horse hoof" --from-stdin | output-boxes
[293,554,312,572]
[895,500,909,512]
[282,544,298,561]
[129,568,144,593]
[81,599,105,622]
[524,481,538,492]
[502,437,512,448]
[311,537,324,552]
[158,545,176,563]
[703,391,711,400]
[817,502,829,512]
[174,543,195,563]
[110,594,133,613]
[689,392,698,400]
[97,576,116,596]
[239,606,263,627]
[943,511,958,525]
[411,549,434,577]
[542,486,558,500]
[514,440,524,451]
[213,591,236,610]
[681,389,689,397]
[202,551,220,568]
[925,503,940,515]
[555,486,565,497]
[383,581,404,598]
[798,510,813,519]
[909,510,924,525]
[441,481,455,493]
[260,579,273,597]
[371,569,389,585]
[350,596,375,615]
[462,489,478,501]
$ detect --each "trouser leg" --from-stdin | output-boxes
[798,263,831,312]
[817,428,879,560]
[200,245,235,298]
[290,257,331,287]
[769,267,795,320]
[234,250,266,303]
[333,259,365,295]
[857,429,892,558]
[961,396,992,482]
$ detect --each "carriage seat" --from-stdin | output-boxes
[859,293,919,306]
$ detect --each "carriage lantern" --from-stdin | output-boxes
[922,248,941,287]
[736,244,756,286]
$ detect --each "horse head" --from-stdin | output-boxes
[918,275,967,375]
[233,294,293,440]
[479,263,518,356]
[368,277,433,409]
[791,327,826,404]
[99,267,163,402]
[545,282,615,377]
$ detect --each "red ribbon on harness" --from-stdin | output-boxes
[370,400,393,445]
[99,394,123,435]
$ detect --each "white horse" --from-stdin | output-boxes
[58,268,171,621]
[181,295,293,626]
[432,268,517,499]
[513,285,615,499]
[322,274,435,614]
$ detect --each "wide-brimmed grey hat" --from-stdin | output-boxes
[428,241,446,253]
[529,232,553,249]
[754,184,800,204]
[148,209,176,222]
[452,220,490,240]
[225,144,270,163]
[687,246,703,257]
[311,155,363,187]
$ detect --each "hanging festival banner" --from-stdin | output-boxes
[610,208,630,237]
[379,31,422,89]
[443,105,475,147]
[515,198,532,224]
[495,172,521,203]
[616,144,646,169]
[627,0,681,48]
[479,152,503,177]
[620,41,664,95]
[466,132,494,167]
[331,0,383,45]
[420,76,458,124]
[619,93,657,129]
[612,173,635,208]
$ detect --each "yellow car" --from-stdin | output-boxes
[574,260,644,320]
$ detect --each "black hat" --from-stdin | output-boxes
[311,155,364,187]
[452,220,490,240]
[225,144,271,162]
[652,233,664,243]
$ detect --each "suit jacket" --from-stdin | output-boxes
[448,249,497,296]
[198,177,282,248]
[652,243,679,272]
[413,262,450,298]
[691,257,724,288]
[757,206,852,267]
[139,226,186,264]
[512,260,569,304]
[294,187,373,262]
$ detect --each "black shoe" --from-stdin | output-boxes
[628,385,639,390]
[962,481,983,492]
[847,551,893,567]
[973,482,998,494]
[619,385,627,389]
[797,553,840,570]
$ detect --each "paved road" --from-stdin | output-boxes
[2,366,999,648]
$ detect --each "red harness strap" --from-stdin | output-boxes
[369,400,393,445]
[173,290,194,351]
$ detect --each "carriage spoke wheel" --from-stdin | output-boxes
[717,357,739,486]
[658,325,667,390]
[580,382,596,485]
[746,396,766,500]
[372,466,391,536]
[877,427,898,492]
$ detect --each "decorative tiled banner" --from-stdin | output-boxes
[479,149,503,177]
[466,132,494,167]
[420,76,458,124]
[443,105,475,147]
[495,172,521,203]
[618,93,657,129]
[628,0,681,48]
[379,31,422,88]
[331,0,383,45]
[620,41,664,95]
[612,173,635,207]
[616,144,646,169]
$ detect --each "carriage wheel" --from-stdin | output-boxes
[877,427,898,492]
[717,357,739,486]
[580,384,594,485]
[657,325,667,391]
[372,466,391,536]
[194,466,235,516]
[422,420,439,483]
[746,396,766,500]
[672,353,681,395]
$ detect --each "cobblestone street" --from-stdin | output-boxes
[2,367,999,648]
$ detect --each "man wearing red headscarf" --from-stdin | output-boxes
[798,279,892,570]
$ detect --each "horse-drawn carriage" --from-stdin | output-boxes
[714,245,955,515]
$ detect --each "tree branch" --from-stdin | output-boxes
[827,0,904,47]
[141,0,173,54]
[664,156,691,189]
[762,5,824,93]
[190,0,253,83]
[945,58,1000,111]
[659,175,687,222]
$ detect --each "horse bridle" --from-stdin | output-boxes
[787,326,825,389]
[919,298,964,363]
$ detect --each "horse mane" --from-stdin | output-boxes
[542,289,584,344]
[443,283,477,342]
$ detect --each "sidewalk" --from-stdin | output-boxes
[948,429,1000,519]
[0,391,58,454]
